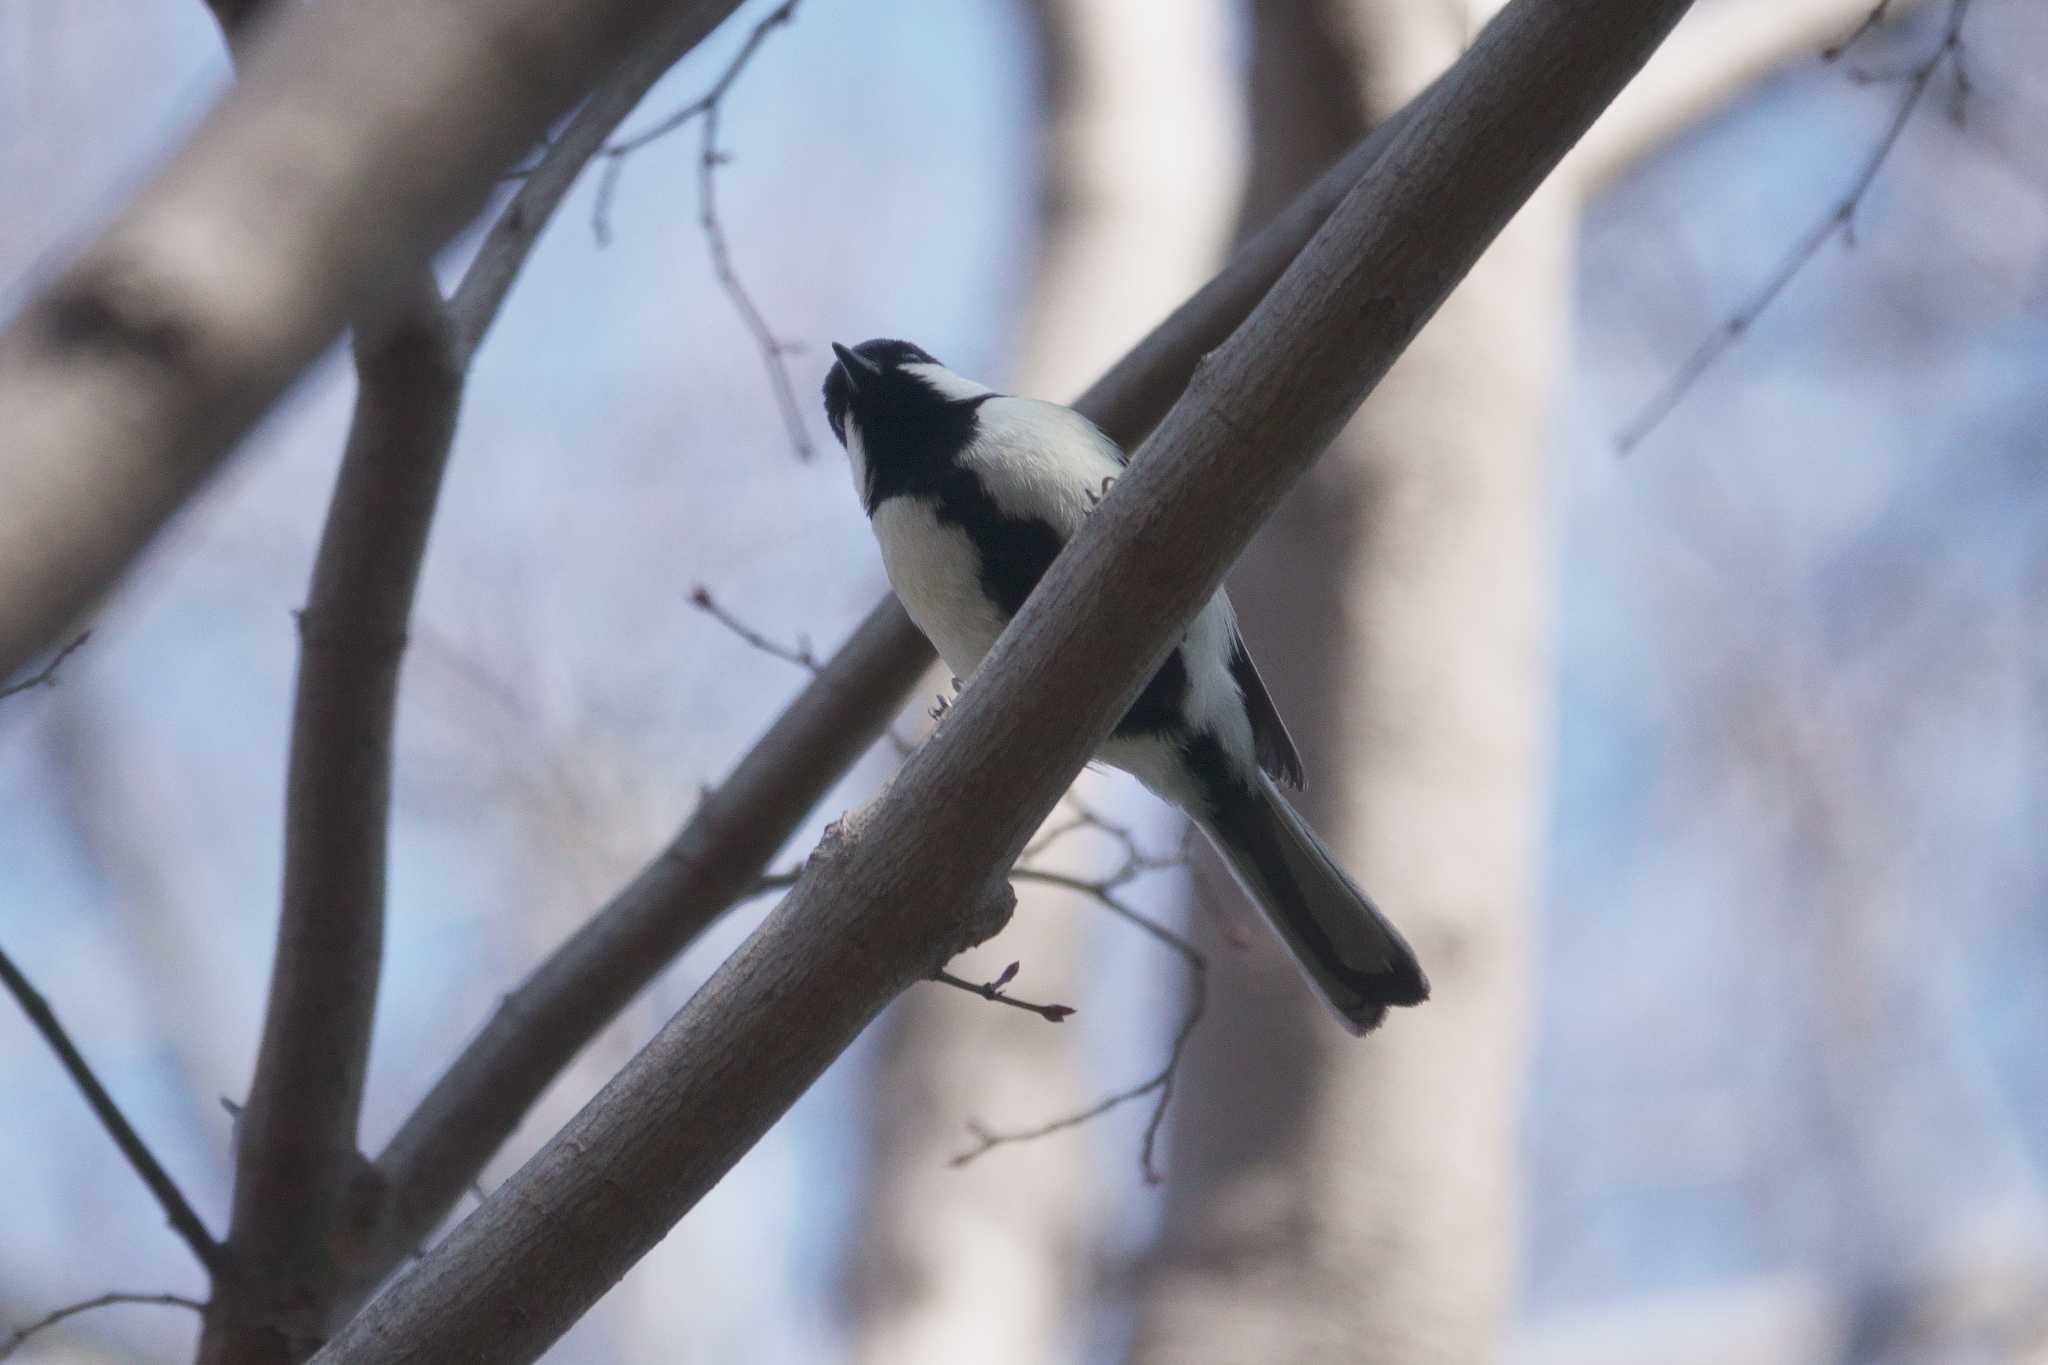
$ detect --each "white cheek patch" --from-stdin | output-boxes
[903,362,994,403]
[845,420,869,504]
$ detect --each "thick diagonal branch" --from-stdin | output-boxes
[359,53,1444,1285]
[310,2,1692,1359]
[362,596,930,1278]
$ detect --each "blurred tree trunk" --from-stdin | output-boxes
[1126,1,1563,1360]
[838,2,1238,1361]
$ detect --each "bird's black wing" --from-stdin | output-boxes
[1228,632,1305,789]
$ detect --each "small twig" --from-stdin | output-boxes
[690,585,818,671]
[591,0,811,459]
[945,795,1212,1182]
[692,586,922,754]
[0,630,89,702]
[1822,0,1894,60]
[1618,0,1973,454]
[932,965,1075,1023]
[950,923,1206,1185]
[0,946,227,1275]
[0,1292,204,1362]
[749,793,1212,1178]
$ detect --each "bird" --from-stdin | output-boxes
[821,337,1428,1033]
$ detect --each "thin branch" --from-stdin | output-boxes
[932,965,1075,1023]
[690,584,817,671]
[592,0,813,459]
[950,944,1204,1185]
[689,584,923,757]
[447,5,761,357]
[0,946,226,1275]
[0,1292,204,1362]
[941,792,1211,1181]
[0,630,89,702]
[592,0,801,223]
[1823,0,1895,59]
[1616,0,1973,454]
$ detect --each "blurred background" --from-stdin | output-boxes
[2,0,2045,1360]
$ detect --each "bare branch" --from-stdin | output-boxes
[0,946,226,1276]
[195,15,453,1363]
[945,862,1209,1183]
[1824,0,1896,59]
[209,283,461,1362]
[762,796,1206,1172]
[932,966,1076,1023]
[0,630,89,703]
[311,4,1694,1357]
[449,4,760,357]
[593,0,812,459]
[1569,0,1932,196]
[359,598,932,1290]
[690,584,818,671]
[949,942,1203,1185]
[1616,0,1973,454]
[0,1292,205,1362]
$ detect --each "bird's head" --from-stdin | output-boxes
[822,338,993,508]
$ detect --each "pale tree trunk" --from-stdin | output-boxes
[1128,2,1561,1361]
[841,2,1237,1360]
[1127,0,1917,1359]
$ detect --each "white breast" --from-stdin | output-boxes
[871,497,1009,680]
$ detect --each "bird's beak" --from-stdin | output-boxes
[832,342,881,392]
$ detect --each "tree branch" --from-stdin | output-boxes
[1616,0,1971,452]
[309,2,1693,1358]
[931,966,1076,1023]
[0,630,89,703]
[945,871,1207,1184]
[1569,0,1930,196]
[590,0,814,458]
[0,0,752,684]
[0,1291,205,1362]
[359,596,932,1285]
[206,282,462,1365]
[0,946,226,1276]
[201,7,768,1361]
[448,3,759,358]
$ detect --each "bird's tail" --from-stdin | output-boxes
[1200,774,1429,1034]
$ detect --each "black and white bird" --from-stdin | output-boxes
[822,338,1428,1033]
